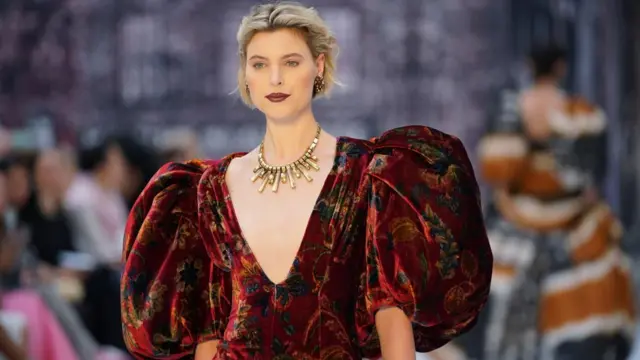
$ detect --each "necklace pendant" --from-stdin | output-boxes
[299,160,311,170]
[251,169,265,182]
[305,157,319,171]
[287,166,296,189]
[253,124,322,193]
[271,170,282,192]
[258,176,269,193]
[299,166,313,182]
[292,165,302,179]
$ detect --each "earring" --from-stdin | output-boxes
[313,76,325,96]
[245,84,250,94]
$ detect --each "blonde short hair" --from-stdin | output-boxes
[236,1,339,107]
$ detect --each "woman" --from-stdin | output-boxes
[120,2,493,359]
[453,45,635,359]
[65,136,129,267]
[64,138,130,349]
[0,182,27,360]
[23,149,76,270]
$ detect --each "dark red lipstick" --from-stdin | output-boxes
[265,93,290,102]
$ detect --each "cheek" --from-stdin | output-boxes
[291,69,315,95]
[301,71,315,89]
[245,68,263,91]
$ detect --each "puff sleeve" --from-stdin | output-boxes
[120,161,231,359]
[356,126,493,356]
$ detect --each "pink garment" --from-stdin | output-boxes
[64,174,128,264]
[2,290,79,360]
[65,174,127,237]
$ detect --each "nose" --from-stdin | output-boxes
[269,65,283,86]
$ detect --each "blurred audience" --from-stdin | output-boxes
[0,132,159,359]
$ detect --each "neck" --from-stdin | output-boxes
[263,110,318,164]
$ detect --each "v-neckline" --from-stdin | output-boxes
[217,137,344,287]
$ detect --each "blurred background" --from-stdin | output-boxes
[0,0,638,359]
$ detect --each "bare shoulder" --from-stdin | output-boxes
[519,87,566,110]
[226,149,258,180]
[318,131,338,157]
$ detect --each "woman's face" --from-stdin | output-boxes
[244,28,325,122]
[34,150,72,198]
[7,165,30,207]
[104,144,128,193]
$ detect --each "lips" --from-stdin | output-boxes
[265,93,290,102]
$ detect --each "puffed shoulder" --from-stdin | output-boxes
[356,126,493,356]
[367,126,480,191]
[370,125,458,147]
[122,160,214,257]
[549,96,606,137]
[121,159,231,358]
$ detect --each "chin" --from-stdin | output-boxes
[258,102,305,122]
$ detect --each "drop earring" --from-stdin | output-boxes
[313,75,325,96]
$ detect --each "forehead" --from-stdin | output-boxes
[39,151,63,166]
[246,28,311,58]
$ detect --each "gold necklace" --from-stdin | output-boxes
[251,124,321,193]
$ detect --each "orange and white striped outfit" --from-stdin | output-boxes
[454,92,635,360]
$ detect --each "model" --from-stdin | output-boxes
[451,44,635,359]
[120,2,493,359]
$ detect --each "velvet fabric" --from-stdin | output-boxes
[120,126,493,359]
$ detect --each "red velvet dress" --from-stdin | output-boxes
[120,126,493,359]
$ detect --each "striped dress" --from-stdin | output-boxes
[453,91,636,360]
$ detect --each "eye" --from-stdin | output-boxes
[285,60,299,67]
[252,62,266,69]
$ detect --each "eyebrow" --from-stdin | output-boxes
[248,53,304,61]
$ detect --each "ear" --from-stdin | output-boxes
[315,53,326,77]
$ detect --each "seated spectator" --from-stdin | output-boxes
[0,166,29,291]
[64,137,129,350]
[24,150,76,269]
[2,157,32,232]
[64,137,128,267]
